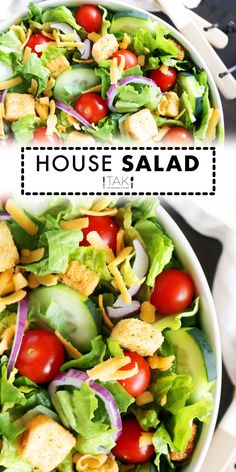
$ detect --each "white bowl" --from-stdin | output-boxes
[158,205,221,472]
[0,0,224,135]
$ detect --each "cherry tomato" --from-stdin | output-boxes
[118,351,151,397]
[150,268,195,315]
[162,127,193,145]
[149,65,177,92]
[16,330,65,383]
[75,4,102,33]
[113,418,154,463]
[81,215,118,252]
[74,93,108,124]
[33,128,61,145]
[26,33,51,58]
[111,50,138,70]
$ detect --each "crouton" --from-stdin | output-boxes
[124,108,158,142]
[92,34,119,64]
[0,222,19,273]
[110,318,164,357]
[18,415,76,472]
[47,55,70,77]
[5,93,35,122]
[157,92,180,118]
[170,423,198,462]
[168,39,185,61]
[66,131,95,146]
[60,261,99,297]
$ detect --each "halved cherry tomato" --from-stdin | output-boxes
[26,33,51,58]
[74,93,108,124]
[33,128,61,145]
[111,50,138,70]
[149,65,177,92]
[75,4,102,33]
[81,215,118,252]
[150,268,195,315]
[162,127,193,145]
[16,330,65,383]
[118,351,151,397]
[113,418,154,463]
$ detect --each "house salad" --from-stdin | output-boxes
[0,197,217,471]
[0,2,222,145]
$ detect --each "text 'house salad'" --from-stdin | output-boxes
[0,197,216,471]
[0,2,222,145]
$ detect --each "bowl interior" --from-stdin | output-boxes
[157,205,221,472]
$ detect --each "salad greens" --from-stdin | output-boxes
[0,2,221,144]
[0,197,217,471]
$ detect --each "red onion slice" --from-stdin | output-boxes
[106,76,160,112]
[0,212,11,220]
[132,239,149,280]
[48,369,122,445]
[81,39,92,60]
[7,296,28,377]
[0,90,7,104]
[54,100,95,129]
[107,300,140,319]
[113,286,140,308]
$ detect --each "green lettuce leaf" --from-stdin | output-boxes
[100,6,111,35]
[120,255,143,287]
[115,84,160,113]
[58,453,74,472]
[134,219,174,286]
[171,393,213,452]
[154,297,199,331]
[153,423,174,470]
[95,67,110,99]
[0,312,16,336]
[134,25,179,56]
[25,2,43,23]
[102,380,135,413]
[41,45,68,66]
[154,115,184,128]
[0,29,23,65]
[21,229,82,275]
[107,338,124,358]
[133,408,159,431]
[181,91,196,128]
[41,6,81,31]
[84,113,122,141]
[11,115,41,143]
[61,335,106,371]
[70,246,111,281]
[151,373,193,414]
[0,364,26,407]
[0,412,25,441]
[16,53,50,96]
[0,438,32,472]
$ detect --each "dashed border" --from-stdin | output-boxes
[21,146,216,196]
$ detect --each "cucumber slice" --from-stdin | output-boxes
[28,284,101,352]
[165,327,217,402]
[53,65,100,103]
[110,11,155,35]
[177,72,203,118]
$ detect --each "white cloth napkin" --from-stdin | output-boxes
[166,197,236,386]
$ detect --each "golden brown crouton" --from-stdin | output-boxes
[92,34,119,63]
[47,55,70,78]
[5,93,35,121]
[18,415,76,472]
[170,423,198,462]
[60,261,99,297]
[124,109,158,142]
[157,92,180,118]
[66,131,95,146]
[168,39,185,61]
[0,221,19,273]
[110,318,164,357]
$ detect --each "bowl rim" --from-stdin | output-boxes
[0,0,225,133]
[158,204,222,472]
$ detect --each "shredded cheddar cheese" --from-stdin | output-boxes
[87,231,115,264]
[42,30,55,40]
[60,217,89,231]
[79,208,118,217]
[98,294,114,329]
[0,289,26,305]
[0,269,14,296]
[108,247,133,304]
[140,301,156,324]
[43,78,55,97]
[5,199,38,236]
[28,78,38,96]
[119,33,131,50]
[46,99,60,137]
[27,273,40,289]
[87,32,101,42]
[35,102,49,121]
[0,103,5,135]
[148,354,175,371]
[21,248,44,264]
[66,114,81,130]
[35,274,58,287]
[160,394,167,406]
[87,356,138,381]
[205,108,220,144]
[91,197,115,212]
[22,46,31,65]
[39,97,50,106]
[0,302,6,313]
[55,331,82,359]
[0,325,15,355]
[13,272,28,291]
[139,432,154,448]
[73,453,107,470]
[11,24,26,43]
[153,126,170,142]
[21,29,32,49]
[136,391,154,406]
[110,55,125,85]
[116,229,124,255]
[81,84,102,94]
[138,55,145,67]
[0,77,23,91]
